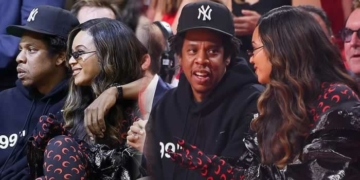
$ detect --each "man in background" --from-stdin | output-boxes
[70,0,120,23]
[342,7,360,79]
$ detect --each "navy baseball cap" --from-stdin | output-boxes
[7,5,79,39]
[177,1,234,37]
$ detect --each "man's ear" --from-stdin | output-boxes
[177,54,182,67]
[55,52,66,66]
[141,54,151,71]
[225,57,230,66]
[330,35,337,45]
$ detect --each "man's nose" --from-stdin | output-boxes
[195,50,208,65]
[16,50,26,64]
[349,32,360,47]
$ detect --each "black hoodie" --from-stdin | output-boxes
[145,58,264,180]
[0,79,68,180]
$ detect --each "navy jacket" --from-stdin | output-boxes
[0,79,68,180]
[0,0,65,91]
[153,77,173,107]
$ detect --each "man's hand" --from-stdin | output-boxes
[127,119,148,152]
[233,10,260,36]
[84,87,118,138]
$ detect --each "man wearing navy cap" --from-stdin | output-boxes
[0,0,66,92]
[144,1,263,179]
[0,6,78,180]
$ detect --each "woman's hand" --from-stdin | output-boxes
[84,76,151,138]
[84,87,118,138]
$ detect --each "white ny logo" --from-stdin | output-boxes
[197,5,212,21]
[27,8,39,22]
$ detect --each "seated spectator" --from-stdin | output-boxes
[343,7,360,80]
[169,6,360,179]
[0,0,66,92]
[64,20,175,179]
[144,1,263,179]
[84,21,175,154]
[127,21,175,153]
[71,0,121,23]
[27,18,147,179]
[0,6,78,180]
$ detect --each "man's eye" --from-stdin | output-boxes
[209,49,218,54]
[188,49,196,54]
[28,48,37,53]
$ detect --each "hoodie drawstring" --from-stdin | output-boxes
[14,99,53,167]
[0,100,36,177]
[180,107,191,141]
[41,99,51,115]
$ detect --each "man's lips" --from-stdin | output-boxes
[17,67,26,73]
[193,71,210,77]
[192,70,211,84]
[17,67,26,79]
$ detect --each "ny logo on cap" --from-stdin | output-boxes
[198,5,212,21]
[27,8,39,22]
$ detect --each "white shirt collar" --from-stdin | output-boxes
[139,74,159,120]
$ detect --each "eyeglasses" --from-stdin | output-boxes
[70,51,96,61]
[340,28,360,43]
[247,46,263,57]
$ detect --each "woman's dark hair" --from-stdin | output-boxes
[119,0,143,32]
[63,18,146,146]
[169,31,241,62]
[297,5,333,36]
[250,6,360,167]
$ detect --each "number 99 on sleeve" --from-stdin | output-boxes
[0,134,18,149]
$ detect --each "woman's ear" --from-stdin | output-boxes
[55,52,66,66]
[141,54,151,71]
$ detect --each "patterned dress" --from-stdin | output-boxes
[168,83,360,179]
[27,102,145,180]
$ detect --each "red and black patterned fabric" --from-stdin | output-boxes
[27,103,145,180]
[167,138,242,179]
[309,82,359,122]
[35,135,90,180]
[169,83,360,179]
[27,115,91,179]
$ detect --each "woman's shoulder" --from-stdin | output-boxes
[308,83,360,133]
[309,82,359,122]
[318,82,359,105]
